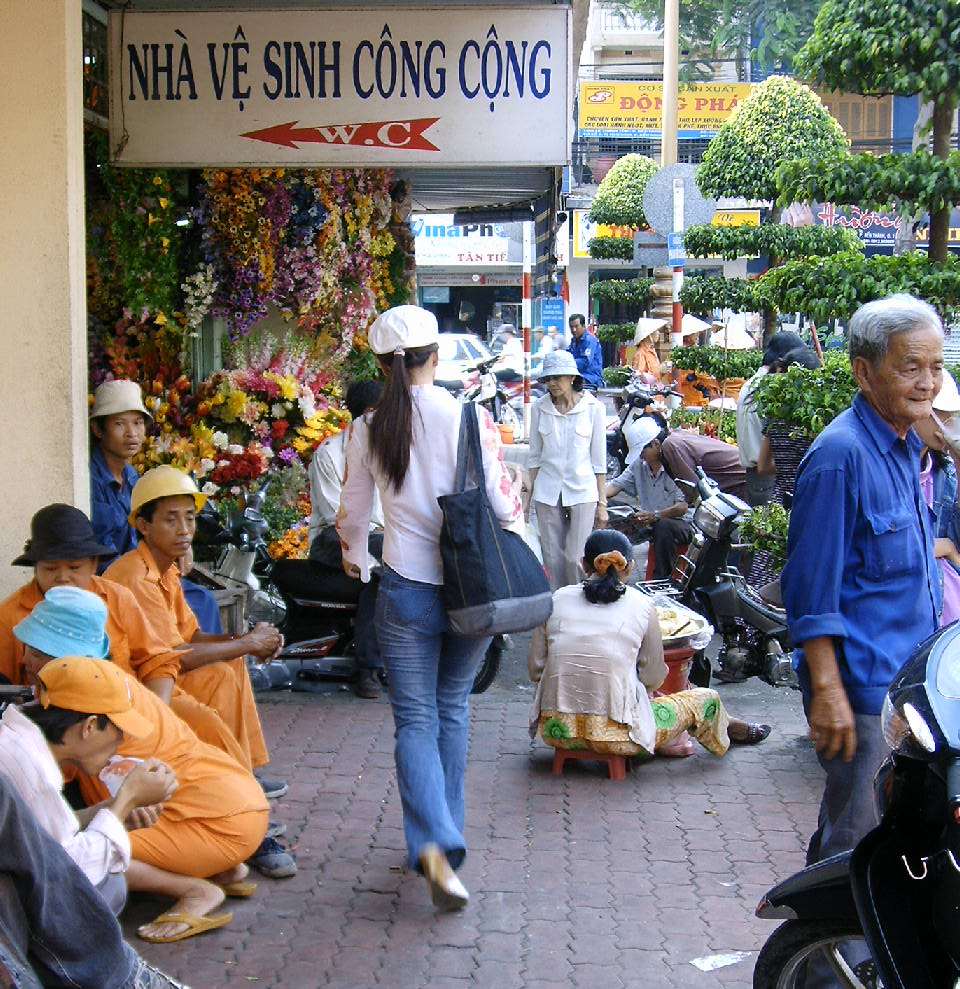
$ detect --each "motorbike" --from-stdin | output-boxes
[197,485,506,694]
[606,376,681,476]
[631,466,795,689]
[753,621,960,988]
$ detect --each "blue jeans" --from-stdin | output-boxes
[376,567,489,871]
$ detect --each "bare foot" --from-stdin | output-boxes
[209,863,249,886]
[137,878,225,941]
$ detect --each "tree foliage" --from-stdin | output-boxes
[696,75,848,202]
[590,277,653,307]
[680,275,764,315]
[588,154,659,227]
[775,150,960,216]
[616,0,822,76]
[684,223,861,261]
[587,237,634,261]
[795,0,960,260]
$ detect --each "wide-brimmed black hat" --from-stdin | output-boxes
[12,504,114,567]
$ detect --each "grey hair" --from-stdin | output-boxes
[848,293,943,364]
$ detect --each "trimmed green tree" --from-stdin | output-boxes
[794,0,960,261]
[588,153,658,229]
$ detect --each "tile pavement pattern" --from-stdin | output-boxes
[125,681,823,988]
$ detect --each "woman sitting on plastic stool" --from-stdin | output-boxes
[528,529,771,759]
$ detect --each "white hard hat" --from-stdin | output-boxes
[624,415,662,454]
[367,306,439,356]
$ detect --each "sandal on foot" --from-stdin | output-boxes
[730,722,772,745]
[137,910,233,944]
[219,881,257,898]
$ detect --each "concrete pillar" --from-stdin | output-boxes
[567,259,591,327]
[0,0,88,594]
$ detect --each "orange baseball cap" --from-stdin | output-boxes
[37,657,153,739]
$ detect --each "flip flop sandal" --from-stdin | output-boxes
[220,881,257,898]
[137,910,234,944]
[731,722,772,745]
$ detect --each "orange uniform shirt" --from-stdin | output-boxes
[631,340,662,378]
[104,542,199,646]
[80,668,267,822]
[0,576,181,686]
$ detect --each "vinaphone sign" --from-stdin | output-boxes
[108,7,570,167]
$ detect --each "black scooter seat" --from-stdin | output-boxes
[271,559,362,605]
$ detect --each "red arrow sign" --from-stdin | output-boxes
[241,118,440,152]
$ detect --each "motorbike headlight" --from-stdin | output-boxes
[693,500,724,539]
[881,695,937,753]
[243,507,265,523]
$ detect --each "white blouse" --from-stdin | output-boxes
[528,392,607,507]
[337,385,523,586]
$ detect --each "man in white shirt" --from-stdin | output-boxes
[308,380,385,698]
[0,673,177,915]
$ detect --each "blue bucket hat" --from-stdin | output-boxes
[14,586,110,660]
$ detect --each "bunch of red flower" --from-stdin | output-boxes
[271,419,290,441]
[210,448,268,486]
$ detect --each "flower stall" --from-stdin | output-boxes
[85,130,415,557]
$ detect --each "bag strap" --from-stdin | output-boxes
[453,404,489,496]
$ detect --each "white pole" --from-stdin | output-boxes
[522,219,534,440]
[661,0,680,168]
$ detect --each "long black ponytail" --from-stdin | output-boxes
[367,344,438,492]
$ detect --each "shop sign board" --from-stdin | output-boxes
[539,296,565,331]
[109,7,569,167]
[712,208,760,227]
[578,81,751,139]
[413,214,523,267]
[417,271,521,287]
[811,203,960,252]
[571,209,636,259]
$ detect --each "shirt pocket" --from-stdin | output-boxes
[864,507,921,580]
[538,415,560,461]
[573,417,596,476]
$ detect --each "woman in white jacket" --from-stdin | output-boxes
[527,350,608,590]
[337,306,521,912]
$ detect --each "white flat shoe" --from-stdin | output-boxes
[419,843,469,912]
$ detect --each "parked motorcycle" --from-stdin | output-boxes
[197,486,505,694]
[606,376,681,475]
[754,621,960,988]
[630,466,795,688]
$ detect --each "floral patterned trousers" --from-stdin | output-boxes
[538,687,731,758]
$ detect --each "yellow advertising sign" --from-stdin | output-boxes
[578,81,753,138]
[712,209,761,228]
[572,209,636,259]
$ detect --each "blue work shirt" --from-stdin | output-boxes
[568,332,604,390]
[782,394,939,715]
[90,446,139,560]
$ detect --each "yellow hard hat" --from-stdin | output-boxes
[129,465,207,525]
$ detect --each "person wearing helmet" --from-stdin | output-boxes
[0,504,250,769]
[913,371,960,626]
[13,603,269,944]
[88,379,223,636]
[104,467,296,878]
[605,417,692,579]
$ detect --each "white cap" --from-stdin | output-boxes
[624,415,662,453]
[90,380,152,421]
[934,372,960,413]
[367,306,439,356]
[540,350,581,379]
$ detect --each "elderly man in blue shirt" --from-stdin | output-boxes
[567,313,604,391]
[783,294,943,876]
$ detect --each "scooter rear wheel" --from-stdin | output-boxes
[753,919,875,989]
[470,639,503,694]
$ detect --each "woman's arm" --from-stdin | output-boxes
[637,606,668,691]
[336,421,377,581]
[477,407,523,525]
[757,434,776,477]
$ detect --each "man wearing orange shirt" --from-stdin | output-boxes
[0,504,246,766]
[14,598,269,944]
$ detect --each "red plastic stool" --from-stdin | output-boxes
[661,646,695,693]
[551,747,631,780]
[645,542,689,580]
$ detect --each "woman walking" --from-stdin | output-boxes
[337,306,521,911]
[527,351,607,589]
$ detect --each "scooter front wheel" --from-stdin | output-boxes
[470,639,504,694]
[754,919,875,989]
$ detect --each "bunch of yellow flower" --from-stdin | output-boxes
[268,523,310,560]
[293,407,352,457]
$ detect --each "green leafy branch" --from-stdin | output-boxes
[680,275,764,315]
[670,346,764,379]
[684,223,862,261]
[588,237,634,261]
[590,277,654,307]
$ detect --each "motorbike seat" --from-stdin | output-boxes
[270,559,363,605]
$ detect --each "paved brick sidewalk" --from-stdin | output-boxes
[125,681,822,989]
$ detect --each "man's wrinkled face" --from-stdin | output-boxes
[136,495,196,562]
[854,326,943,435]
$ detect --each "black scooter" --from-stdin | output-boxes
[634,467,795,688]
[606,376,681,476]
[754,622,960,988]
